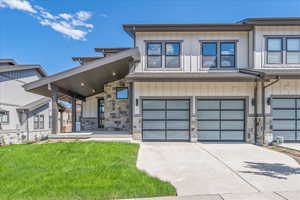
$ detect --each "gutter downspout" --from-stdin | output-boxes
[239,69,265,145]
[262,76,280,144]
[254,80,258,144]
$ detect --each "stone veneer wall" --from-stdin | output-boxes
[81,79,130,131]
[0,130,49,145]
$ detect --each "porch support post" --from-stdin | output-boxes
[72,97,77,132]
[60,111,64,133]
[51,86,59,134]
[129,82,133,134]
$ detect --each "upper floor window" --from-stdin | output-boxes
[286,38,300,64]
[220,42,235,68]
[202,42,217,68]
[267,38,283,64]
[0,111,9,124]
[146,41,181,69]
[165,43,180,68]
[202,41,236,68]
[34,114,44,129]
[147,43,162,68]
[266,37,300,65]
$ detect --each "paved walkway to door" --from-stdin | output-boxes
[137,143,300,197]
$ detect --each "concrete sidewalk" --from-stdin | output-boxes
[128,191,300,200]
[280,143,300,151]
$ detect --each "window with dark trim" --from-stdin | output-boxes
[286,38,300,64]
[165,42,180,68]
[220,42,235,68]
[267,38,283,64]
[201,41,236,68]
[0,111,9,124]
[147,43,162,68]
[116,87,128,99]
[202,42,217,68]
[34,114,44,129]
[97,98,105,128]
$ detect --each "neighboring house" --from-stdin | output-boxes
[24,17,300,144]
[0,59,51,145]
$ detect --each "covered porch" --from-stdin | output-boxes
[24,48,140,135]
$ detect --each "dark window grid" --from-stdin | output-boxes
[144,119,189,121]
[198,129,244,131]
[116,87,128,99]
[146,42,163,68]
[0,111,9,123]
[197,99,245,141]
[266,38,283,64]
[39,115,44,129]
[286,38,300,64]
[220,42,236,68]
[142,99,190,141]
[272,98,299,140]
[197,109,244,111]
[197,119,244,121]
[165,55,180,68]
[202,42,218,68]
[143,108,189,111]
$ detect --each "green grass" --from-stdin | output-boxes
[0,142,176,200]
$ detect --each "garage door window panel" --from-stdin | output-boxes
[142,99,190,141]
[198,99,245,141]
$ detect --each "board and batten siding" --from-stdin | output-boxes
[254,26,300,69]
[265,79,300,113]
[134,82,255,115]
[135,31,249,72]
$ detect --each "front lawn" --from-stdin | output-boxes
[0,142,176,200]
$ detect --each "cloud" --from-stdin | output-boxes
[76,11,91,21]
[40,19,88,40]
[0,0,36,13]
[59,13,72,20]
[0,0,94,40]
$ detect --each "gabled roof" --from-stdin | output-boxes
[94,48,131,56]
[0,59,47,77]
[239,17,300,25]
[72,56,104,65]
[17,97,50,112]
[123,17,300,38]
[24,48,140,98]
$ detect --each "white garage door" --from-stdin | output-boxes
[197,99,245,141]
[142,99,190,141]
[272,98,300,142]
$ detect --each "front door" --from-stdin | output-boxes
[97,98,104,128]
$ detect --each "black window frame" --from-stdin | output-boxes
[146,42,162,68]
[266,37,283,64]
[116,87,129,99]
[165,42,181,68]
[286,37,300,64]
[220,42,236,68]
[33,114,44,129]
[0,111,9,124]
[202,42,218,68]
[201,41,237,69]
[97,98,105,128]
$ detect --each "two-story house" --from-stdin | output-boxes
[24,17,300,144]
[0,59,51,144]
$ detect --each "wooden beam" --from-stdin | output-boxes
[51,86,58,134]
[48,84,86,101]
[71,97,77,132]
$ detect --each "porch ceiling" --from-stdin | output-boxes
[24,48,140,100]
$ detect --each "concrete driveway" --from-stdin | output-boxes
[137,143,300,197]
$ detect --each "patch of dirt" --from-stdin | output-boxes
[267,145,300,165]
